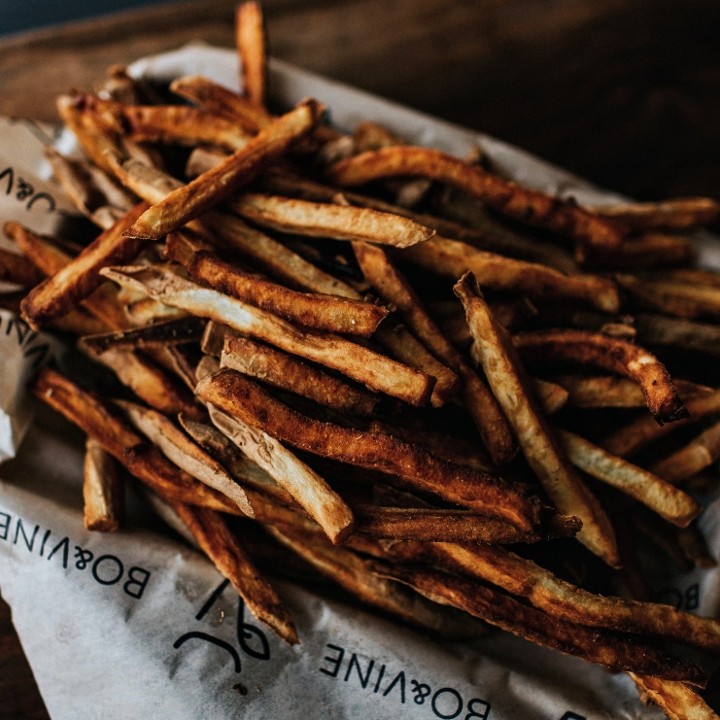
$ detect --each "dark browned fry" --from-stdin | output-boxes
[83,439,124,532]
[19,202,149,329]
[371,560,703,683]
[169,500,298,644]
[196,367,547,532]
[454,273,618,565]
[634,313,720,357]
[577,232,694,270]
[513,328,688,424]
[31,368,239,514]
[327,146,626,248]
[0,247,44,286]
[589,197,720,231]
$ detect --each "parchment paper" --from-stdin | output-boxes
[1,42,718,719]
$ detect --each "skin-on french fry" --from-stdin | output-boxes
[206,403,355,544]
[352,240,517,465]
[408,542,720,655]
[512,328,688,424]
[126,100,322,240]
[577,232,695,270]
[229,193,435,248]
[196,367,549,533]
[454,272,619,565]
[649,419,720,484]
[236,0,267,108]
[216,334,379,416]
[116,399,254,516]
[370,560,703,683]
[169,500,298,645]
[556,429,700,527]
[83,439,124,532]
[327,146,627,248]
[402,236,621,313]
[166,233,389,336]
[630,674,719,720]
[0,247,44,286]
[101,264,434,405]
[588,197,720,231]
[19,202,149,329]
[31,368,239,514]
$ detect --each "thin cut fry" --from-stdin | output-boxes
[328,146,626,248]
[236,0,267,107]
[649,419,720,484]
[83,439,124,532]
[630,674,719,720]
[589,196,720,231]
[454,272,618,565]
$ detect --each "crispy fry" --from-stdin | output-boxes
[649,419,720,484]
[230,193,435,248]
[328,146,626,248]
[126,100,322,240]
[589,197,720,231]
[196,367,547,532]
[236,0,267,107]
[169,500,297,644]
[513,328,688,423]
[116,399,254,516]
[630,675,718,720]
[19,202,148,329]
[0,247,44,286]
[634,313,720,357]
[577,232,694,270]
[556,429,700,527]
[402,236,621,313]
[101,264,434,405]
[83,439,124,532]
[206,403,354,543]
[454,272,619,565]
[81,316,206,354]
[31,368,238,514]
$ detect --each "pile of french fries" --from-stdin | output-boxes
[4,3,720,717]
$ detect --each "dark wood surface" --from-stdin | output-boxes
[1,1,719,716]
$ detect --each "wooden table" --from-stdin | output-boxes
[1,1,719,716]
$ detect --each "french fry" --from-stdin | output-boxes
[83,439,124,532]
[327,146,627,248]
[513,328,688,423]
[630,674,719,720]
[634,313,720,357]
[116,398,254,516]
[649,419,720,484]
[236,0,267,108]
[0,247,44,286]
[196,367,548,532]
[101,263,434,405]
[126,100,322,240]
[589,197,720,231]
[454,272,619,565]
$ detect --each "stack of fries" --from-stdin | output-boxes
[4,3,720,717]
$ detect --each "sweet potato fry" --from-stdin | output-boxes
[101,264,434,405]
[327,146,626,248]
[196,367,547,532]
[83,439,124,532]
[126,100,322,240]
[513,328,688,424]
[454,272,619,565]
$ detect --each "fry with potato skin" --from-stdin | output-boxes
[589,196,720,231]
[454,272,619,565]
[101,264,434,405]
[327,145,626,248]
[0,247,44,286]
[83,439,124,532]
[513,328,688,424]
[127,100,322,240]
[630,675,719,720]
[31,368,239,514]
[196,367,547,532]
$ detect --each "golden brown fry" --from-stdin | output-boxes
[167,234,389,336]
[19,202,148,329]
[230,193,435,248]
[31,368,238,514]
[353,240,516,464]
[454,272,618,565]
[328,146,626,248]
[403,236,621,313]
[217,334,379,416]
[83,439,124,532]
[650,419,720,484]
[196,367,546,532]
[206,403,354,543]
[0,247,44,286]
[513,328,688,424]
[116,399,254,516]
[371,560,703,683]
[101,264,434,405]
[602,389,720,458]
[556,429,700,527]
[236,0,267,107]
[589,196,720,231]
[170,500,298,644]
[630,674,718,720]
[127,100,322,240]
